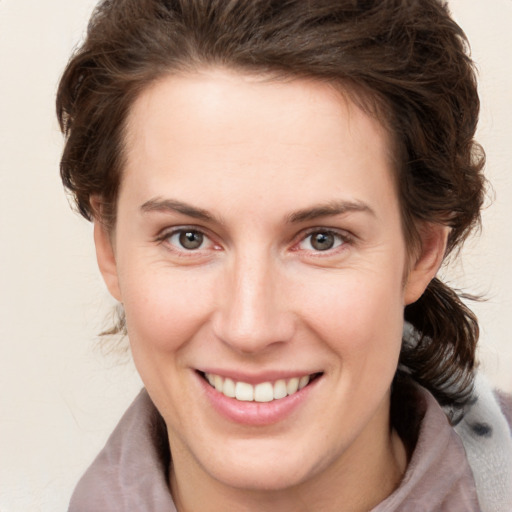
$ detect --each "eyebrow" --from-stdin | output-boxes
[141,198,217,223]
[287,200,375,223]
[140,197,374,225]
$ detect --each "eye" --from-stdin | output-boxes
[298,231,345,252]
[167,229,210,250]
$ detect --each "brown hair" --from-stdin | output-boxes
[57,0,486,408]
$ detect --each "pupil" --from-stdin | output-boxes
[312,232,334,251]
[179,231,203,250]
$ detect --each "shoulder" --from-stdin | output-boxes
[452,374,512,512]
[68,389,175,512]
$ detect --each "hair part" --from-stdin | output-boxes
[57,0,486,408]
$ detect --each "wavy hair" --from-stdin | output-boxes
[57,0,486,407]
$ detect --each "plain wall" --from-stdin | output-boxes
[0,0,511,510]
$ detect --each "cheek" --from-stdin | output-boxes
[296,270,405,361]
[120,264,215,353]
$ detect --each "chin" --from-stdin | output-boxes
[211,463,310,492]
[197,439,332,493]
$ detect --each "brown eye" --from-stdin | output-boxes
[178,230,204,250]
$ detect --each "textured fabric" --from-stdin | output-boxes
[68,382,512,511]
[68,391,176,512]
[452,374,512,512]
[372,388,479,511]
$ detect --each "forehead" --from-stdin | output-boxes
[121,69,398,219]
[126,69,391,150]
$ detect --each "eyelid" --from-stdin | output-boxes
[154,224,354,255]
[156,225,220,252]
[292,227,354,253]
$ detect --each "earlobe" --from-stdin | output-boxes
[93,219,122,302]
[404,224,449,305]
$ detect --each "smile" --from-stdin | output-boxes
[203,372,319,403]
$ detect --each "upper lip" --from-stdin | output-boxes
[196,368,322,385]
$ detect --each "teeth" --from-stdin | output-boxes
[214,374,223,392]
[254,382,274,402]
[204,373,315,402]
[223,378,236,398]
[273,379,287,400]
[299,375,310,389]
[235,381,254,401]
[286,377,299,395]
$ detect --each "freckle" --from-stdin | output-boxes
[470,422,493,438]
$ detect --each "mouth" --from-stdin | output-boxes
[199,371,322,403]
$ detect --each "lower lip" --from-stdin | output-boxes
[198,373,320,426]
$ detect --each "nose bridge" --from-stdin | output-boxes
[214,247,292,353]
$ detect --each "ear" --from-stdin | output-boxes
[91,200,122,302]
[404,223,449,305]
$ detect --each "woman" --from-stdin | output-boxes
[57,0,512,510]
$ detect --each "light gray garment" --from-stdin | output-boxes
[451,374,512,511]
[68,386,493,511]
[373,388,480,511]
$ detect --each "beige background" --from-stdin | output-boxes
[1,0,511,510]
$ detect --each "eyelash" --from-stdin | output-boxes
[155,226,354,255]
[155,226,219,256]
[293,228,353,255]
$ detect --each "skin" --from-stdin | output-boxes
[94,69,448,512]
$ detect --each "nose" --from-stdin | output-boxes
[212,252,295,355]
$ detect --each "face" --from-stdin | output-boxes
[96,69,444,498]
